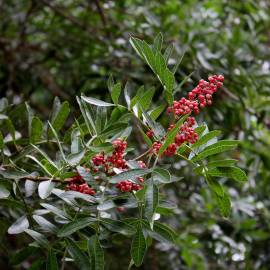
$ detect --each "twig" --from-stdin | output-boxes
[133,149,151,161]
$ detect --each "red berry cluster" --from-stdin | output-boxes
[148,75,224,157]
[150,117,198,156]
[92,153,105,166]
[67,182,96,195]
[91,139,145,192]
[104,139,127,170]
[66,175,96,195]
[116,180,142,192]
[167,75,224,116]
[175,117,198,145]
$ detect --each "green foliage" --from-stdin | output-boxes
[1,0,270,269]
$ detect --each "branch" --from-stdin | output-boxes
[20,176,73,183]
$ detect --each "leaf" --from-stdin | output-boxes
[30,117,43,143]
[81,96,115,107]
[0,170,30,180]
[193,159,238,174]
[150,104,166,120]
[66,150,85,166]
[97,200,116,211]
[33,215,57,233]
[66,239,91,270]
[137,87,155,114]
[158,114,189,155]
[163,43,174,64]
[138,127,152,147]
[145,183,159,227]
[46,249,58,270]
[24,229,49,247]
[88,235,104,270]
[142,109,165,140]
[153,168,171,184]
[194,125,207,136]
[216,192,231,217]
[110,169,151,184]
[8,216,29,234]
[206,177,224,197]
[143,220,177,244]
[111,82,121,105]
[107,74,114,92]
[38,180,55,199]
[206,159,238,168]
[31,144,59,170]
[47,122,66,162]
[49,101,70,137]
[131,223,147,267]
[129,37,175,101]
[0,184,10,198]
[191,144,238,162]
[207,167,247,182]
[101,218,134,236]
[77,166,95,185]
[40,203,70,219]
[153,32,163,52]
[191,130,221,149]
[76,97,95,135]
[25,180,38,197]
[172,50,185,74]
[57,217,96,237]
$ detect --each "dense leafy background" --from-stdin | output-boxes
[1,0,270,269]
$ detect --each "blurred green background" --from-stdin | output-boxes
[1,0,270,269]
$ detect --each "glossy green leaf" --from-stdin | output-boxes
[49,101,70,136]
[130,223,147,267]
[66,239,91,270]
[207,167,247,182]
[111,82,121,105]
[191,130,221,149]
[153,32,163,52]
[57,217,96,237]
[88,235,104,270]
[216,192,231,217]
[82,96,115,107]
[191,144,238,162]
[30,117,43,143]
[46,249,58,270]
[110,169,151,184]
[153,168,171,183]
[145,183,159,227]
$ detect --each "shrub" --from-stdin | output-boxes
[0,35,247,269]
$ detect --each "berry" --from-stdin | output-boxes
[152,142,162,154]
[146,130,154,138]
[92,153,105,166]
[138,160,147,169]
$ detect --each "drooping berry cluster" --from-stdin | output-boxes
[167,75,224,116]
[91,139,145,193]
[66,175,96,195]
[149,75,224,157]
